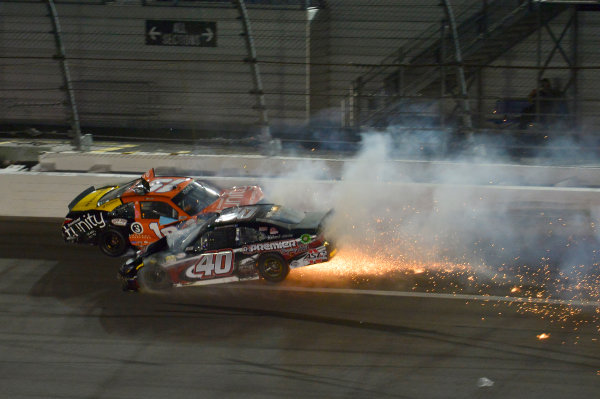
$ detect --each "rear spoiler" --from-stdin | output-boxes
[68,186,95,211]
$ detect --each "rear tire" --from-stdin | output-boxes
[258,253,289,283]
[98,229,128,257]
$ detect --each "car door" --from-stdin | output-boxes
[136,200,180,245]
[182,226,237,281]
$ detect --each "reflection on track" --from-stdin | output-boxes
[1,218,599,399]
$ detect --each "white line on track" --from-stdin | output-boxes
[235,285,600,308]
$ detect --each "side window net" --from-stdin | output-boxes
[141,201,178,219]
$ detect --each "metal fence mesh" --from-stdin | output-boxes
[0,0,599,152]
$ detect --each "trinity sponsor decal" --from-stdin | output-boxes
[242,239,298,254]
[63,213,107,240]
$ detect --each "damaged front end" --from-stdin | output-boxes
[118,236,169,292]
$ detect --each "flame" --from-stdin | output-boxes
[536,333,550,340]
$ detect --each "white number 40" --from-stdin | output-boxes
[185,251,234,279]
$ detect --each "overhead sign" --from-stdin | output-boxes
[145,20,216,47]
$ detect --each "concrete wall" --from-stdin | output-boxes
[3,170,600,219]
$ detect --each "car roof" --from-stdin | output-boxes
[213,204,270,224]
[119,176,195,200]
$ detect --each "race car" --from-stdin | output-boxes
[62,168,264,257]
[118,204,336,292]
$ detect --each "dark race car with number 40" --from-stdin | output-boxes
[62,168,264,257]
[119,204,336,292]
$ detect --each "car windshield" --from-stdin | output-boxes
[172,180,221,215]
[264,205,305,224]
[97,179,137,206]
[166,214,217,251]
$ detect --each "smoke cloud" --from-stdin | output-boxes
[260,127,600,302]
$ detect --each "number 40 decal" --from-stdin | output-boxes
[185,250,234,279]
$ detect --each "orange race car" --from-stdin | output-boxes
[62,168,264,256]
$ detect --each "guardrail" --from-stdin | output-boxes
[38,150,600,187]
[2,171,600,218]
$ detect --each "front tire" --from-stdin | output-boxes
[98,229,128,257]
[258,253,289,283]
[138,264,172,292]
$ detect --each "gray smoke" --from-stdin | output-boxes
[260,128,599,299]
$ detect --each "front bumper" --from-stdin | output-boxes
[118,257,143,291]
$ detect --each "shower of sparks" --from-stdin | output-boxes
[287,210,600,335]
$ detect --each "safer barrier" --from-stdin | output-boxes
[2,171,599,218]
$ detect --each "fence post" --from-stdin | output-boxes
[440,21,448,129]
[353,76,363,129]
[441,0,472,130]
[46,0,82,150]
[233,0,275,155]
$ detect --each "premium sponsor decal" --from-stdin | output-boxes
[63,212,107,239]
[242,239,298,254]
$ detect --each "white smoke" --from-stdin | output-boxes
[258,127,599,300]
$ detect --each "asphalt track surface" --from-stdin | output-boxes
[1,218,599,399]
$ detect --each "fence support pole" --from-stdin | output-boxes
[442,0,472,130]
[46,0,82,150]
[233,0,275,154]
[440,22,447,129]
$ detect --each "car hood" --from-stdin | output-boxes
[70,186,120,212]
[203,185,264,213]
[291,210,333,234]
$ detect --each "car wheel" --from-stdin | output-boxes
[258,253,289,283]
[138,264,171,292]
[98,229,128,257]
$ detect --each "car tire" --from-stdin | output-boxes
[138,264,172,292]
[257,253,289,283]
[98,228,128,257]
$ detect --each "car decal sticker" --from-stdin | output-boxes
[62,212,107,240]
[131,222,144,234]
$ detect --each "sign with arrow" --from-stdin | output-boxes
[145,20,217,47]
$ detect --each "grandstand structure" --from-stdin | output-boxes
[0,0,599,148]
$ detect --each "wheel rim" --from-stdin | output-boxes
[263,258,283,278]
[151,269,166,284]
[103,232,122,254]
